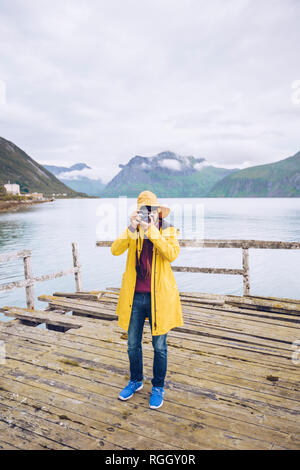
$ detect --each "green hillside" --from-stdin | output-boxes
[208,151,300,197]
[0,137,87,197]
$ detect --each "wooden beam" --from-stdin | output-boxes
[96,239,300,249]
[0,249,31,263]
[0,268,80,293]
[242,247,250,296]
[33,267,79,283]
[0,279,31,292]
[72,242,82,292]
[172,266,244,275]
[179,239,300,249]
[23,254,34,310]
[37,295,117,320]
[1,306,87,329]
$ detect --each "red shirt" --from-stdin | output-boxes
[128,219,161,293]
[135,236,153,292]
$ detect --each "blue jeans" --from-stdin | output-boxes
[127,292,167,388]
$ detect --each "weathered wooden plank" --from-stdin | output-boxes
[1,322,300,446]
[175,315,299,344]
[55,290,225,306]
[0,400,119,450]
[38,295,118,318]
[106,286,300,315]
[3,334,300,418]
[225,295,300,314]
[0,367,224,449]
[1,307,84,329]
[38,296,295,340]
[0,439,21,450]
[1,320,299,391]
[181,304,300,338]
[1,272,300,450]
[62,315,300,372]
[40,294,117,306]
[1,320,299,398]
[3,302,297,354]
[53,292,102,301]
[0,363,278,450]
[2,329,299,404]
[0,417,70,450]
[0,377,177,449]
[1,359,296,450]
[1,352,295,444]
[1,348,298,449]
[247,294,300,305]
[181,303,300,327]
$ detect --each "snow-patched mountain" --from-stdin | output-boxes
[102,151,238,197]
[43,163,105,196]
[0,137,85,197]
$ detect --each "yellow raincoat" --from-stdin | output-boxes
[111,220,184,335]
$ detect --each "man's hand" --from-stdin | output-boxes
[129,211,140,231]
[139,213,155,232]
[129,210,158,232]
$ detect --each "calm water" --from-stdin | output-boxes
[1,198,300,322]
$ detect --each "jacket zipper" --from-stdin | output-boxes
[153,222,162,332]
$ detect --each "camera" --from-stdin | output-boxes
[137,208,151,224]
[137,205,158,224]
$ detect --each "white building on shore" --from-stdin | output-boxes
[4,183,20,195]
[3,182,45,200]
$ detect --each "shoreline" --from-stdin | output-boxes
[0,198,54,213]
[0,196,99,214]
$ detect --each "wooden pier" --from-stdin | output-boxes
[1,289,300,450]
[0,240,300,450]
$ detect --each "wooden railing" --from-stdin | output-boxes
[0,243,82,309]
[96,238,300,296]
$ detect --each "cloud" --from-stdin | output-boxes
[0,0,299,180]
[194,161,210,171]
[59,167,104,181]
[159,159,182,171]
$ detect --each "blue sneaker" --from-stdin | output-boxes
[119,380,143,401]
[149,386,164,409]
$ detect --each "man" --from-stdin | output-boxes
[111,190,183,409]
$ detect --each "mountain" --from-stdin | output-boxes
[44,163,105,196]
[208,150,300,197]
[101,151,238,197]
[0,137,87,197]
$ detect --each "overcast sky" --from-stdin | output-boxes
[0,0,299,182]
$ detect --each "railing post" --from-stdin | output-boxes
[23,252,34,309]
[242,247,250,296]
[72,242,82,292]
